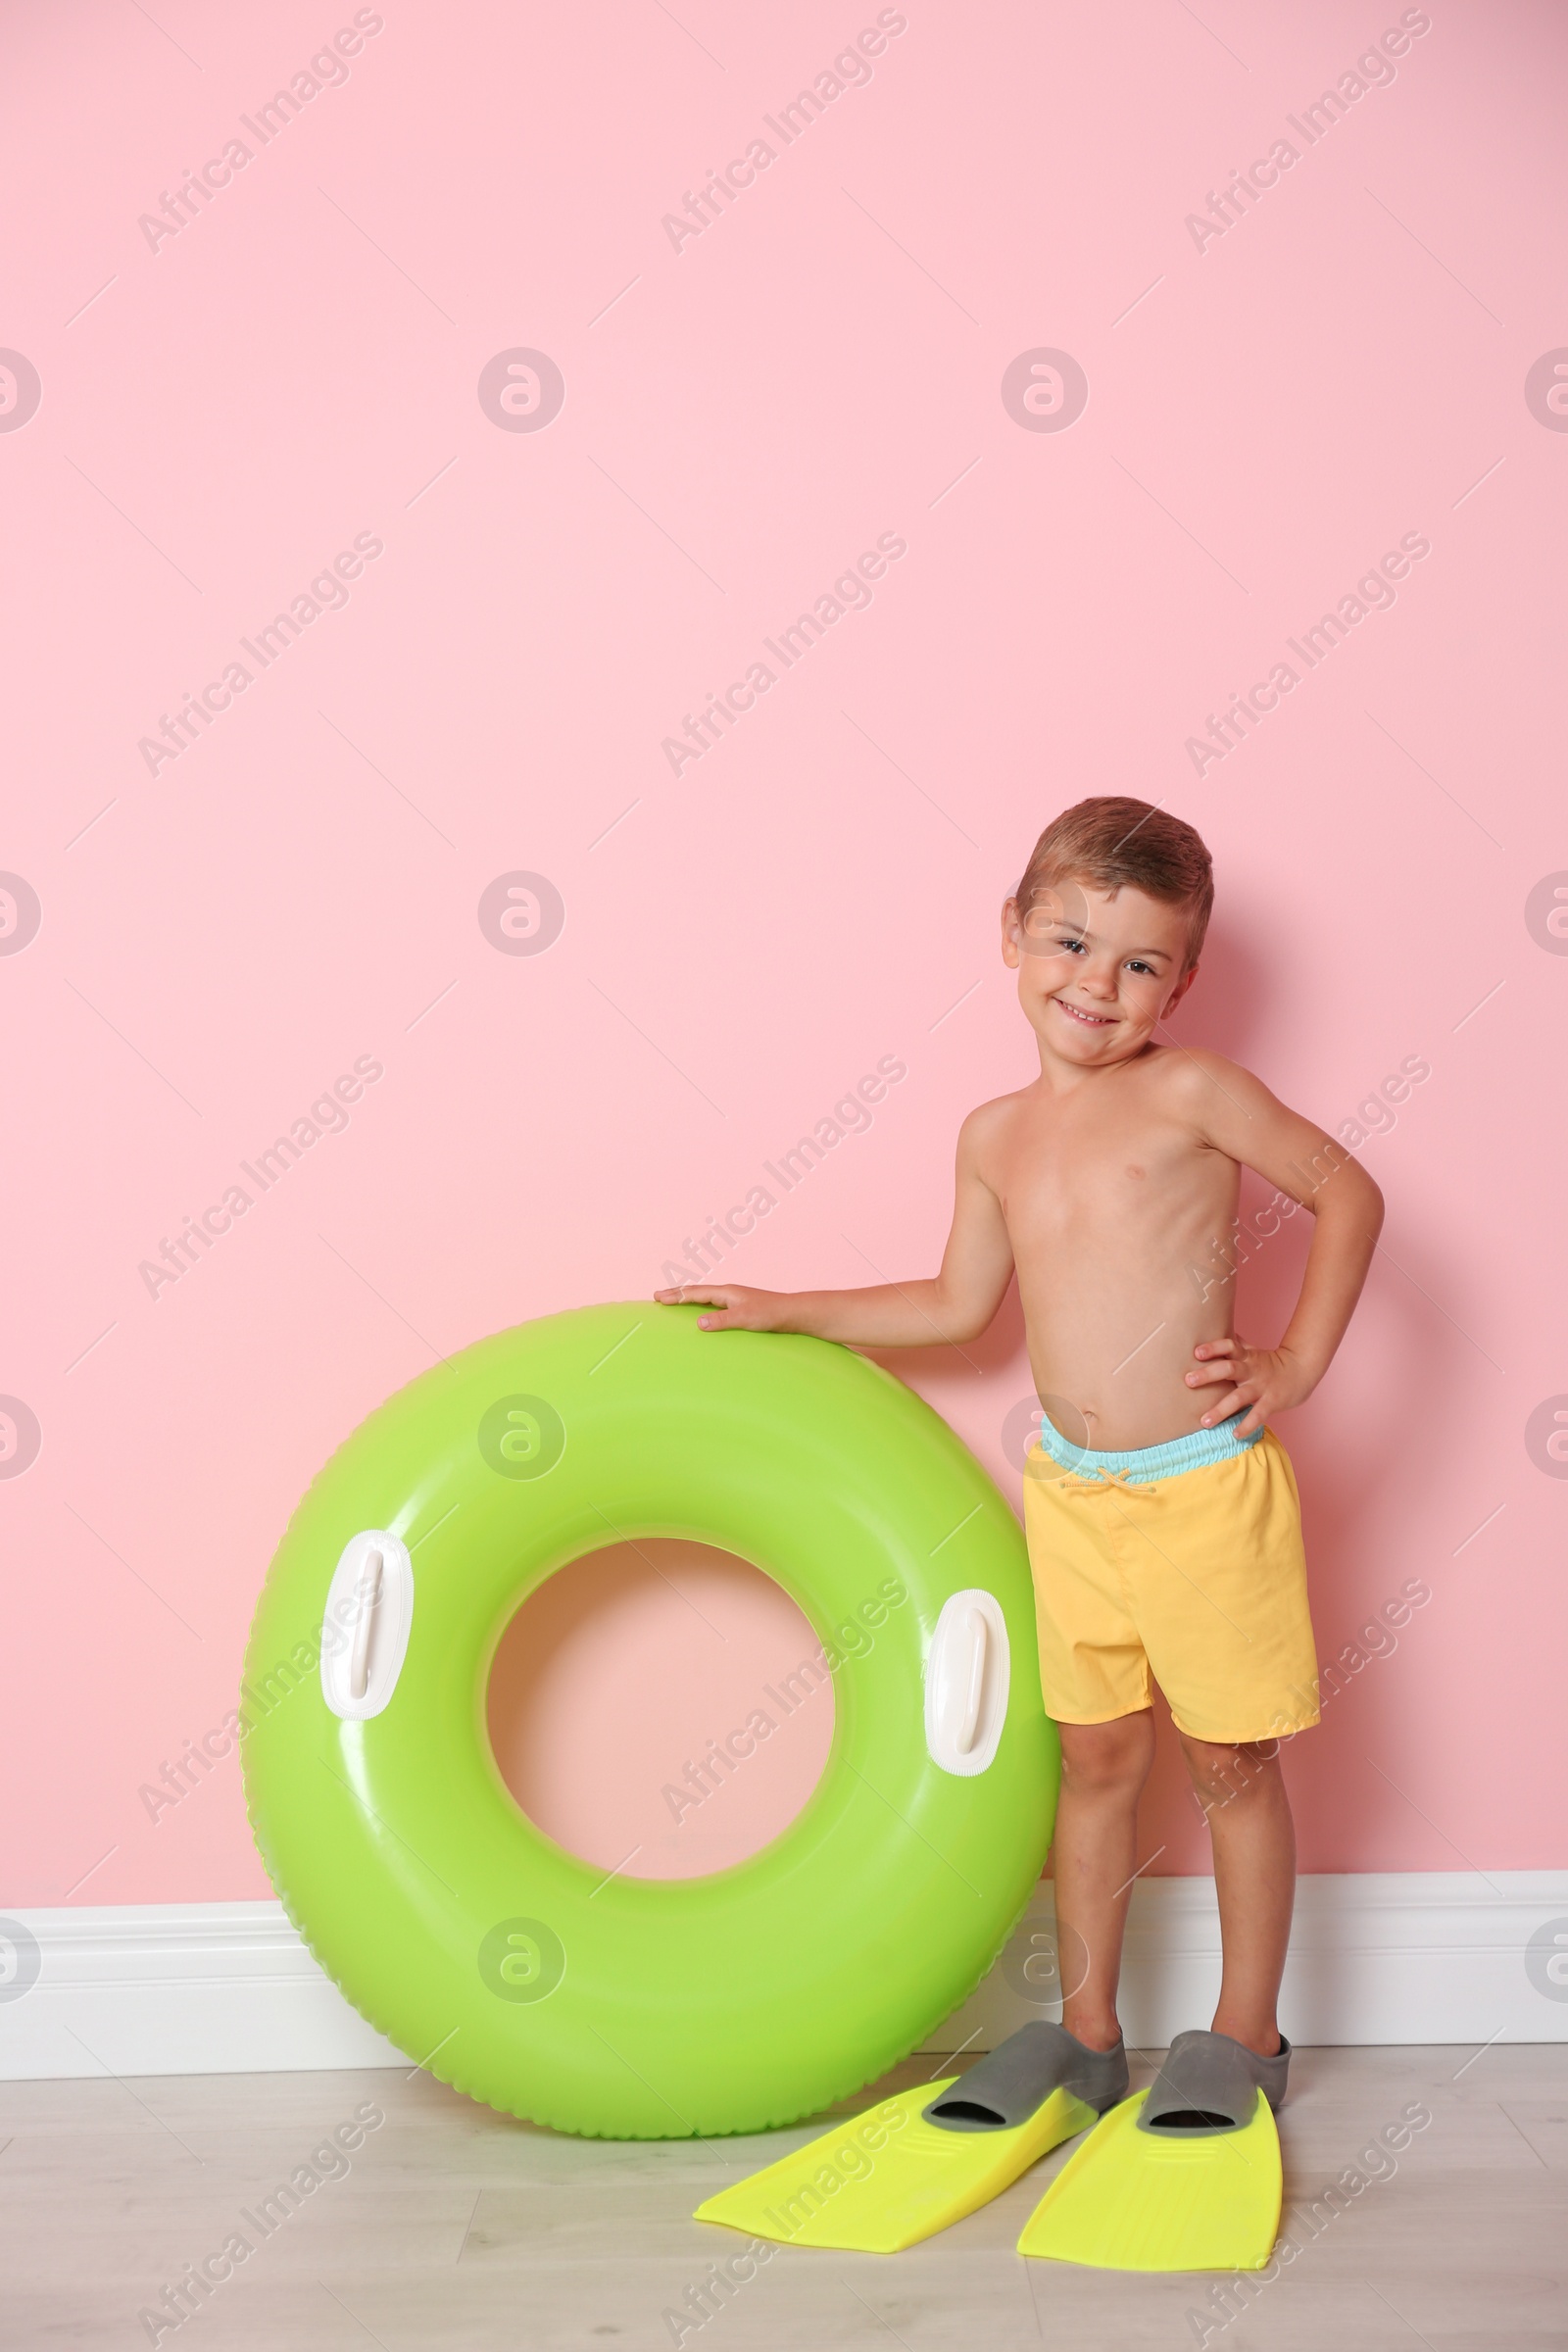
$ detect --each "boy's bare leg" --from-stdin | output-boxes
[1179,1735,1296,2057]
[1053,1712,1155,2052]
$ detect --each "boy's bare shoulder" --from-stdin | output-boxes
[1147,1043,1286,1134]
[956,1087,1035,1160]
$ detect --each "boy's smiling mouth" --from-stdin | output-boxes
[1054,999,1116,1028]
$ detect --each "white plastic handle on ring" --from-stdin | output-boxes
[957,1606,987,1753]
[320,1530,414,1720]
[924,1587,1010,1776]
[348,1548,383,1699]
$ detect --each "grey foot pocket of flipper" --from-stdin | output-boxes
[924,2020,1130,2132]
[1139,2029,1292,2136]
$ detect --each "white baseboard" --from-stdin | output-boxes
[925,1870,1568,2054]
[0,1902,406,2082]
[2,1872,1564,2082]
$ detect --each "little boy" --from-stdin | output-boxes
[656,797,1382,2098]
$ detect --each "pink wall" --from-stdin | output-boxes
[3,0,1565,1909]
[487,1543,835,1882]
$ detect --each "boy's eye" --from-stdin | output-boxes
[1057,935,1086,955]
[1126,959,1155,976]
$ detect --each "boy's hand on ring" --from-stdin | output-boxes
[1186,1336,1313,1437]
[653,1282,790,1333]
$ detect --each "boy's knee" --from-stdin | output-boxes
[1059,1712,1153,1797]
[1180,1734,1281,1807]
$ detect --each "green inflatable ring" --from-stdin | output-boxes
[242,1302,1057,2138]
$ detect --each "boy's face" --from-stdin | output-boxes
[1002,876,1198,1066]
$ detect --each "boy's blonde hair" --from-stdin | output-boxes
[1013,797,1214,969]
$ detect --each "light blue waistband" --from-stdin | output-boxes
[1036,1410,1263,1483]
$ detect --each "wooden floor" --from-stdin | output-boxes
[6,2042,1565,2348]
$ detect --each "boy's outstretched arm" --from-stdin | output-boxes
[1177,1052,1387,1435]
[653,1108,1015,1347]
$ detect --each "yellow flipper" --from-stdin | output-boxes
[1017,2087,1282,2272]
[695,2080,1099,2255]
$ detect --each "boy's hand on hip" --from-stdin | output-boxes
[1186,1336,1315,1437]
[654,1283,792,1333]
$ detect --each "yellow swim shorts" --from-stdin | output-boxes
[1023,1415,1320,1744]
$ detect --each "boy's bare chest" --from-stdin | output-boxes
[983,1087,1232,1254]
